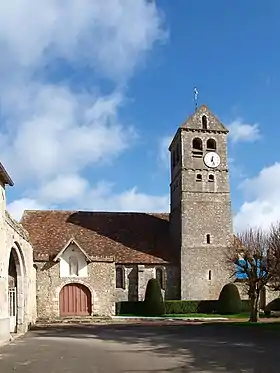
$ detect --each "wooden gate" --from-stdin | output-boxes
[59,284,91,316]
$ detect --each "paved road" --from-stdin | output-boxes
[0,321,279,372]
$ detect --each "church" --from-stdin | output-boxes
[0,104,235,344]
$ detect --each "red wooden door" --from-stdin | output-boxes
[59,284,91,316]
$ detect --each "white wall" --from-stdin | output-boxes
[60,244,88,278]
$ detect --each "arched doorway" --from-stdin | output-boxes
[8,251,17,332]
[8,247,25,333]
[59,283,92,317]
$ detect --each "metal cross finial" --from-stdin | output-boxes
[194,87,198,111]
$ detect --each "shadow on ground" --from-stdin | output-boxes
[31,321,280,372]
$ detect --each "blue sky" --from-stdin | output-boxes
[1,1,280,231]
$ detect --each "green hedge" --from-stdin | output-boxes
[116,299,251,315]
[116,301,145,316]
[165,300,217,314]
[240,300,251,312]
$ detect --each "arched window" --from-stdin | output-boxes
[206,234,211,244]
[69,256,79,276]
[196,174,202,182]
[192,138,203,151]
[116,266,125,289]
[206,138,216,150]
[202,115,208,129]
[208,174,214,182]
[156,267,166,290]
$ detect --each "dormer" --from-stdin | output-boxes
[53,238,91,278]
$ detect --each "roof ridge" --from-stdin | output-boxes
[23,210,169,215]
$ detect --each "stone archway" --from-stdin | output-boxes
[8,245,25,333]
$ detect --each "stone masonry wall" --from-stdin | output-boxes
[5,214,37,331]
[115,265,138,302]
[181,247,231,300]
[115,264,180,303]
[0,203,36,345]
[36,260,115,319]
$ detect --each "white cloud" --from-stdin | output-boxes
[1,85,135,182]
[228,118,261,143]
[38,174,90,203]
[234,163,280,232]
[0,0,166,80]
[8,181,169,221]
[158,135,172,168]
[1,1,168,220]
[228,157,246,179]
[86,184,169,212]
[8,198,48,221]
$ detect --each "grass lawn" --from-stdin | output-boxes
[164,313,250,319]
[118,313,280,319]
[117,313,251,319]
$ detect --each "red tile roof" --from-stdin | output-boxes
[21,210,177,264]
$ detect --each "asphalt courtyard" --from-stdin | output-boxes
[0,321,279,372]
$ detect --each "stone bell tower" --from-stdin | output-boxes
[169,105,233,300]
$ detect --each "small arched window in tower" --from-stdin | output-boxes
[208,174,214,182]
[192,137,203,158]
[69,255,79,276]
[196,174,202,182]
[156,267,166,290]
[192,137,203,151]
[207,138,216,150]
[116,266,125,289]
[202,115,208,129]
[206,234,211,244]
[208,270,212,281]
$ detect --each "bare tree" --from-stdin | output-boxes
[227,224,280,322]
[266,223,280,292]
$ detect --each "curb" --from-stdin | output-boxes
[112,316,229,321]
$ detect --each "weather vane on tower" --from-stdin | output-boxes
[194,87,199,112]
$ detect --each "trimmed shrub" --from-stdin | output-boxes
[217,283,242,314]
[165,300,199,314]
[116,298,250,316]
[264,298,280,316]
[144,278,165,316]
[165,300,217,314]
[116,301,145,316]
[197,300,218,314]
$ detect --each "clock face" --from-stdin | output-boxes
[204,152,220,168]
